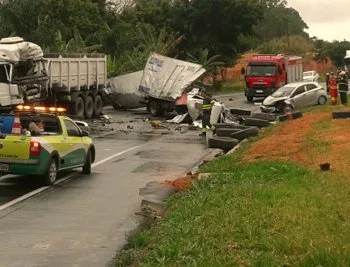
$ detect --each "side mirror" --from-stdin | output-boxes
[81,130,89,137]
[241,67,246,75]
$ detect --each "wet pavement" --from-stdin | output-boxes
[0,92,260,266]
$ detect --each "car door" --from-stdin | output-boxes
[290,85,307,108]
[304,83,318,105]
[63,119,86,168]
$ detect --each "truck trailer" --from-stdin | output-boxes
[139,53,207,117]
[0,36,109,118]
[243,54,303,102]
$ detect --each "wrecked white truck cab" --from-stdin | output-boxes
[139,53,207,117]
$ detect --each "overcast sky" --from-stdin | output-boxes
[287,0,350,41]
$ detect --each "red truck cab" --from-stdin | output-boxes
[243,54,302,102]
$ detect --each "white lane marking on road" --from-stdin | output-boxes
[92,145,142,168]
[0,145,143,212]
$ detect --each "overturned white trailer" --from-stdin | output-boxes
[139,53,207,116]
[108,71,144,110]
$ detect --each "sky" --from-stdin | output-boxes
[287,0,350,41]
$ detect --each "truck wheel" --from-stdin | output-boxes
[246,96,253,102]
[72,97,85,119]
[42,157,58,186]
[82,150,92,175]
[149,100,164,117]
[94,95,103,117]
[85,96,94,119]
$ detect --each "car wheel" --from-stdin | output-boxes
[42,158,58,186]
[318,95,327,105]
[246,96,253,102]
[82,150,92,175]
[281,104,294,114]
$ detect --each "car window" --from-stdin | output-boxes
[64,120,81,137]
[305,84,317,91]
[292,86,306,96]
[20,114,62,135]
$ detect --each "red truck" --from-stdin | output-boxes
[243,54,303,102]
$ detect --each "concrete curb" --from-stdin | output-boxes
[227,139,248,155]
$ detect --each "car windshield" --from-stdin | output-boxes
[271,86,295,97]
[247,65,276,77]
[20,114,62,136]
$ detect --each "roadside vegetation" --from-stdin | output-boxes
[115,103,350,266]
[0,0,349,85]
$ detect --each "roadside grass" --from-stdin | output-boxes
[117,161,350,267]
[115,103,350,267]
[213,80,245,94]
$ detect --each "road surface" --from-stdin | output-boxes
[0,92,257,267]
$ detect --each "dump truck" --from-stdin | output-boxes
[0,36,109,118]
[242,54,303,101]
[139,53,207,117]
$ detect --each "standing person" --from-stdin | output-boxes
[326,73,330,94]
[200,90,214,136]
[329,72,338,105]
[337,71,348,105]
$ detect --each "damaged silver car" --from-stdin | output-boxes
[261,82,327,113]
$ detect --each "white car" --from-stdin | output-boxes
[303,70,320,82]
[261,82,327,113]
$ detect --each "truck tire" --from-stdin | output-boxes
[149,100,164,117]
[72,96,85,119]
[230,108,252,116]
[213,123,250,130]
[208,137,239,151]
[332,111,350,119]
[252,112,276,121]
[278,111,303,122]
[215,128,241,137]
[94,95,103,117]
[230,127,259,141]
[243,118,270,128]
[85,95,94,119]
[42,157,58,186]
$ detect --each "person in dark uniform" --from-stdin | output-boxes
[337,71,348,105]
[200,90,215,136]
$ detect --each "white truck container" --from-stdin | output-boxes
[139,53,206,117]
[286,56,303,84]
[0,37,109,118]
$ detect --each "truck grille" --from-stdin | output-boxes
[253,84,267,90]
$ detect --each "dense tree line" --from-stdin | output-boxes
[0,0,345,76]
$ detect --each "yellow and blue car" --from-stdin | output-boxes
[0,105,95,185]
